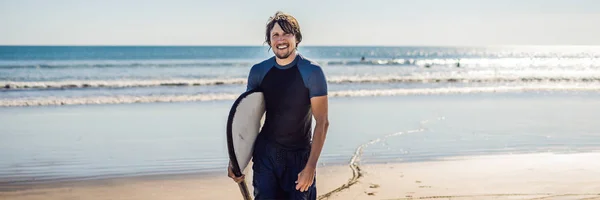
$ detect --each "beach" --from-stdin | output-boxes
[2,92,600,199]
[2,152,599,200]
[2,46,600,199]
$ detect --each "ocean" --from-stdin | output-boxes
[1,46,600,185]
[2,46,600,106]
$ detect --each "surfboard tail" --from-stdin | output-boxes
[238,180,252,200]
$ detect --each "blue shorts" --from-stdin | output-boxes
[252,135,316,200]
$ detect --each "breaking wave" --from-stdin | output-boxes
[3,76,600,90]
[1,79,246,89]
[3,85,600,107]
[2,57,598,69]
[0,61,255,69]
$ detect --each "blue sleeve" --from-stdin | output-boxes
[246,65,260,91]
[246,61,273,92]
[307,67,328,98]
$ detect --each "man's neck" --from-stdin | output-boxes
[275,52,298,66]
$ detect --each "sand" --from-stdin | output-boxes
[326,152,600,200]
[2,152,600,200]
[0,164,351,200]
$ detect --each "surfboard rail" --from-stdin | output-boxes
[226,89,265,200]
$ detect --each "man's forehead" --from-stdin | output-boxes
[271,26,290,34]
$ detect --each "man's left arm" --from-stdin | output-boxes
[296,95,329,192]
[296,65,330,192]
[307,95,329,168]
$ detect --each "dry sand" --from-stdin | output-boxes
[2,152,599,200]
[325,152,600,200]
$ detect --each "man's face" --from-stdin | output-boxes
[270,23,297,59]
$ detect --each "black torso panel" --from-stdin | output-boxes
[259,65,312,150]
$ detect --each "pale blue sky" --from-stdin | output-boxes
[1,0,599,46]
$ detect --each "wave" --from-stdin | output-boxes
[0,94,238,107]
[1,79,246,89]
[317,58,600,67]
[324,59,415,66]
[3,76,600,90]
[2,57,598,69]
[3,85,600,107]
[329,85,600,97]
[327,76,600,84]
[0,59,414,69]
[0,60,256,69]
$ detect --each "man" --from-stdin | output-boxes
[228,11,330,200]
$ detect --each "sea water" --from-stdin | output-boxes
[1,46,600,184]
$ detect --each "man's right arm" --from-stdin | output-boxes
[228,162,245,183]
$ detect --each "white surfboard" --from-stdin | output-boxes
[227,90,265,200]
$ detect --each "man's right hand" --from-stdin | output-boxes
[227,163,245,183]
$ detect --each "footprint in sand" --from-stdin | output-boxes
[364,183,380,196]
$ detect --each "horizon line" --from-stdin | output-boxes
[2,44,600,48]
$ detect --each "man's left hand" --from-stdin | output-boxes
[295,166,316,192]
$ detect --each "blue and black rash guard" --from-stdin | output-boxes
[247,54,328,150]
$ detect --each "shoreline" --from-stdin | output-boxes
[0,163,353,200]
[0,170,225,191]
[2,152,600,200]
[5,149,597,191]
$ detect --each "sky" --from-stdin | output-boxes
[1,0,599,46]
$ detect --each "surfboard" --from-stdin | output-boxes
[227,89,265,200]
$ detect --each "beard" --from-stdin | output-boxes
[273,46,294,59]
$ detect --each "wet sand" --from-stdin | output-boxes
[2,152,600,200]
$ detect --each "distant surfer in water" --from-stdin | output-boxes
[228,11,330,200]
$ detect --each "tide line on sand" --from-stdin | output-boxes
[317,118,438,199]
